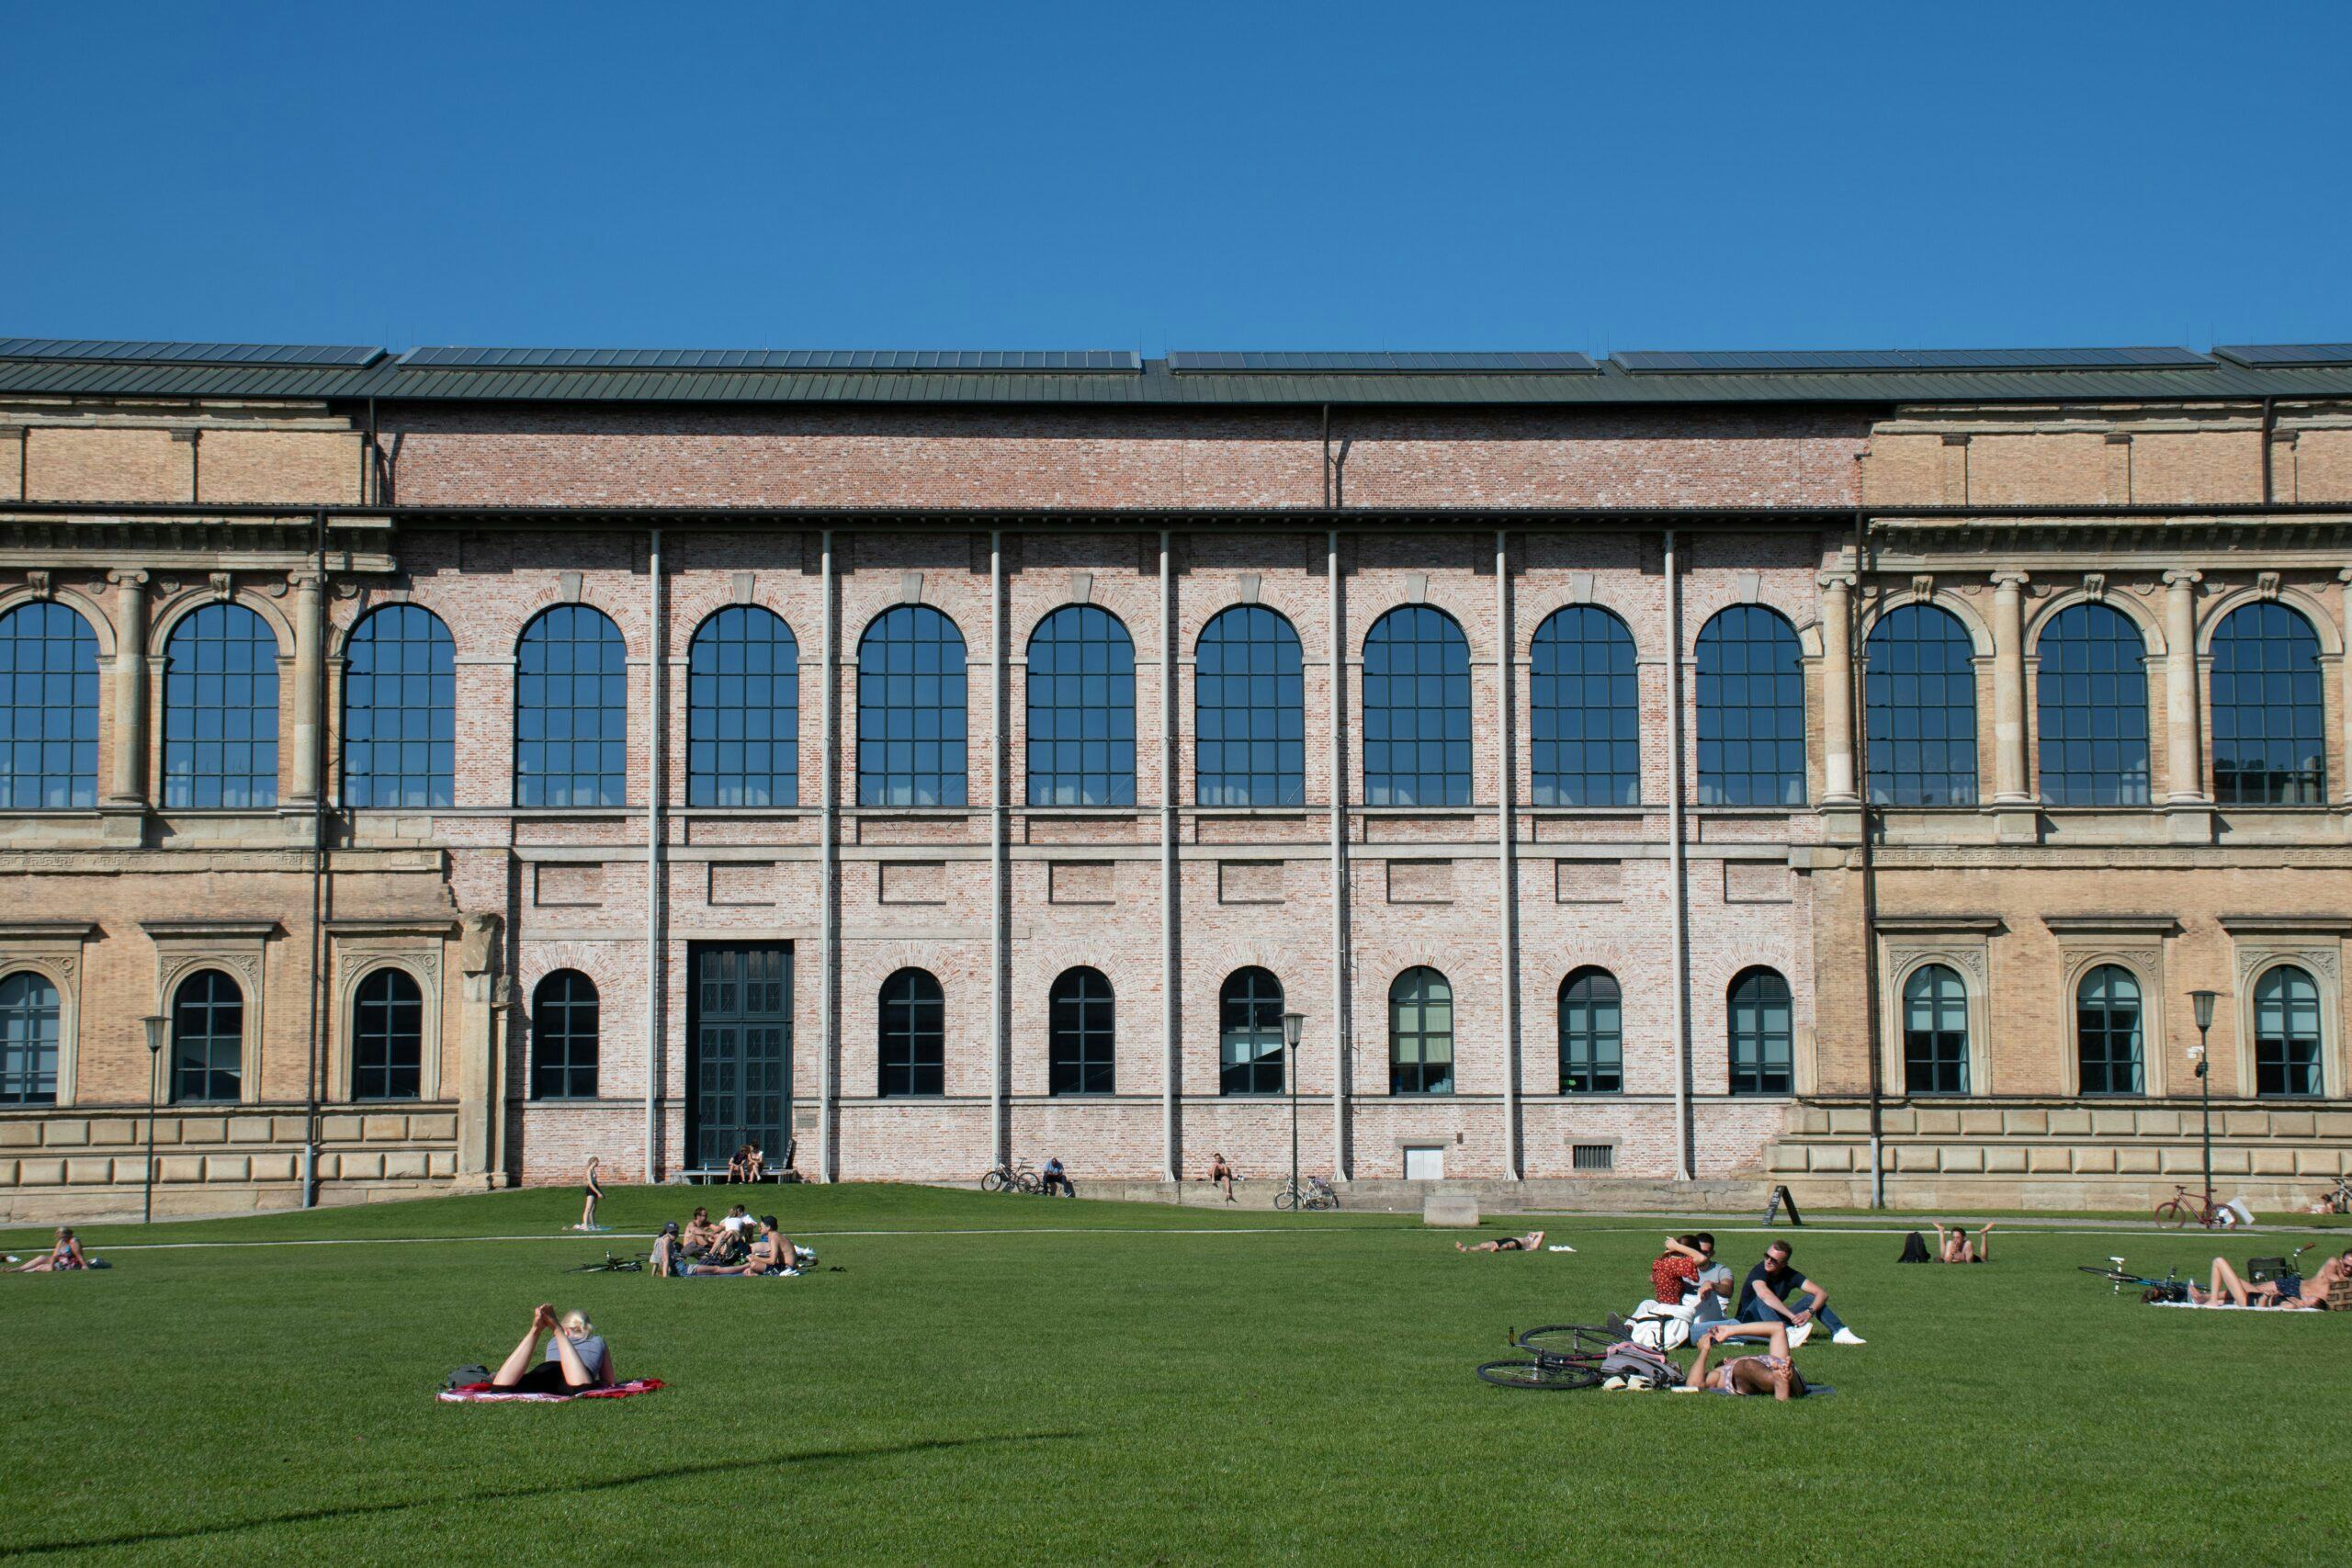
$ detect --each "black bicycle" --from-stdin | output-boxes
[567,1251,645,1273]
[1476,1325,1615,1390]
[2077,1256,2185,1300]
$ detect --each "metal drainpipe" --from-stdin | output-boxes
[1328,526,1348,1179]
[1853,511,1884,1207]
[1496,528,1521,1180]
[1160,528,1178,1182]
[2260,397,2277,505]
[991,530,1008,1168]
[644,527,664,1183]
[302,507,329,1206]
[1665,528,1691,1182]
[820,529,839,1181]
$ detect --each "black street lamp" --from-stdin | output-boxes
[1282,1010,1306,1207]
[141,1013,167,1224]
[2189,988,2218,1216]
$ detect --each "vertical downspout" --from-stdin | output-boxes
[820,530,839,1181]
[990,531,1008,1168]
[1665,528,1691,1181]
[2260,396,2277,506]
[1328,526,1348,1179]
[1496,529,1521,1180]
[644,528,664,1182]
[302,508,329,1206]
[1160,529,1178,1181]
[1853,511,1884,1207]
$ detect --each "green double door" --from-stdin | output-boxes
[688,943,791,1169]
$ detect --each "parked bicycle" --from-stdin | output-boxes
[1273,1175,1341,1213]
[1476,1325,1615,1390]
[2317,1175,2352,1215]
[2078,1256,2188,1301]
[981,1160,1042,1195]
[2154,1184,2225,1229]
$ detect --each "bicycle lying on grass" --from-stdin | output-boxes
[1476,1325,1615,1390]
[980,1160,1042,1195]
[566,1252,645,1273]
[1272,1175,1341,1212]
[2078,1257,2187,1301]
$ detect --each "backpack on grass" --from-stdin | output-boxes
[443,1363,492,1391]
[1599,1340,1679,1388]
[1898,1231,1932,1263]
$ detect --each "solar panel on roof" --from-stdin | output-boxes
[396,347,1140,373]
[0,338,384,367]
[1165,351,1597,375]
[1613,346,2213,374]
[2211,344,2352,368]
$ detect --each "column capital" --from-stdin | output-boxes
[2335,568,2352,585]
[1815,570,1857,595]
[286,569,326,592]
[106,569,150,590]
[2163,569,2204,590]
[1989,570,2031,592]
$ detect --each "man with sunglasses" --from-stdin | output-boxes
[1686,1233,1736,1339]
[1737,1237,1867,1346]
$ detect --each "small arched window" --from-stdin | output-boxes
[163,603,279,808]
[0,970,62,1105]
[2035,603,2149,806]
[1363,606,1473,807]
[1727,966,1792,1095]
[0,601,99,809]
[515,605,627,808]
[1389,966,1454,1096]
[1531,606,1639,807]
[530,970,599,1100]
[170,968,243,1104]
[2253,964,2323,1098]
[353,967,424,1101]
[1195,605,1305,807]
[687,606,799,808]
[344,604,456,809]
[1218,967,1285,1096]
[1048,967,1114,1095]
[878,967,945,1098]
[1026,605,1136,806]
[1558,968,1623,1094]
[1865,604,1978,807]
[1902,964,1969,1095]
[2075,964,2143,1096]
[2211,603,2326,804]
[1695,606,1805,807]
[857,605,968,807]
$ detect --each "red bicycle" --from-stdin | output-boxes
[2154,1184,2222,1229]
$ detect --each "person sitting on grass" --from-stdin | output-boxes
[1737,1239,1865,1346]
[681,1206,720,1258]
[1040,1156,1075,1197]
[1206,1152,1238,1202]
[13,1226,87,1272]
[575,1156,605,1232]
[703,1215,799,1276]
[1650,1235,1704,1306]
[1933,1220,1996,1263]
[650,1222,687,1277]
[1456,1229,1545,1253]
[490,1304,616,1393]
[1678,1321,1810,1400]
[1687,1234,1736,1338]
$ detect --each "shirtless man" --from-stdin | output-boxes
[680,1206,721,1258]
[1933,1219,1996,1263]
[2191,1248,2350,1308]
[707,1215,799,1276]
[1456,1229,1546,1254]
[1206,1152,1238,1202]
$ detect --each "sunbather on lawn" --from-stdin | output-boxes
[491,1304,616,1392]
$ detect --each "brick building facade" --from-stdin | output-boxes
[3,341,2350,1218]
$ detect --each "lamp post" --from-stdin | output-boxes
[1282,1010,1306,1205]
[141,1013,167,1224]
[2189,989,2217,1215]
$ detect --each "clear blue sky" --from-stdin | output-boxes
[6,2,2345,355]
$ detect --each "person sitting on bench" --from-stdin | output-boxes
[1679,1321,1809,1400]
[1040,1156,1075,1197]
[1455,1229,1545,1254]
[490,1304,615,1392]
[1206,1152,1238,1201]
[1933,1220,1996,1263]
[727,1145,753,1183]
[743,1142,768,1183]
[13,1226,87,1272]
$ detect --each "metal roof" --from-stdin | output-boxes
[1614,346,2212,374]
[0,338,382,367]
[2212,344,2352,368]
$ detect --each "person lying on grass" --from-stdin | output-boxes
[1456,1230,1545,1254]
[701,1215,800,1276]
[1679,1321,1809,1400]
[491,1304,616,1393]
[13,1226,87,1272]
[2188,1250,2350,1308]
[1933,1220,1996,1263]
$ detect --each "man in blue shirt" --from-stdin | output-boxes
[1040,1156,1075,1197]
[1737,1239,1866,1346]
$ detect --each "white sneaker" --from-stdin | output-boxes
[1831,1327,1866,1346]
[1601,1374,1628,1391]
[1786,1321,1815,1348]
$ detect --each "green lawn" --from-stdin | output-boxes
[3,1187,2347,1565]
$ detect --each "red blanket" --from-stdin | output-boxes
[438,1378,665,1404]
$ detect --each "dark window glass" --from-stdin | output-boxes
[1049,966,1114,1094]
[530,970,600,1100]
[1902,963,1969,1094]
[878,967,945,1097]
[0,970,62,1105]
[2035,604,2150,807]
[1195,605,1305,807]
[1865,605,1978,807]
[2253,964,2323,1098]
[352,967,424,1100]
[344,604,456,809]
[689,944,791,1169]
[1695,606,1805,807]
[1026,606,1136,807]
[1219,966,1285,1095]
[170,968,242,1103]
[1363,606,1472,807]
[687,606,799,808]
[857,605,967,807]
[1727,966,1792,1095]
[2211,603,2326,804]
[1558,967,1623,1093]
[2075,964,2143,1096]
[514,605,627,807]
[0,602,98,809]
[163,603,279,808]
[1530,606,1639,807]
[1389,966,1454,1095]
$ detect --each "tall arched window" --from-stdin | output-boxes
[1531,606,1639,807]
[343,604,456,808]
[0,970,62,1105]
[2253,964,2323,1098]
[857,605,967,807]
[1695,606,1805,807]
[687,606,798,807]
[1558,967,1623,1093]
[878,967,944,1097]
[514,605,627,807]
[163,603,279,808]
[0,602,98,809]
[1865,605,1978,807]
[530,970,599,1100]
[2035,603,2150,806]
[2076,964,2143,1096]
[1026,605,1136,806]
[1363,606,1473,807]
[1218,966,1285,1096]
[2211,603,2326,804]
[1902,964,1969,1094]
[1195,605,1304,807]
[170,968,243,1103]
[1727,966,1792,1095]
[353,967,424,1100]
[1389,966,1454,1095]
[1049,966,1114,1095]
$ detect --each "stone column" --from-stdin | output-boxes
[288,570,324,806]
[106,570,149,807]
[1818,571,1858,804]
[454,912,508,1190]
[2338,570,2352,805]
[1990,571,2031,804]
[2164,570,2206,804]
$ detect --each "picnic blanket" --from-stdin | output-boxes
[2147,1300,2323,1314]
[437,1378,665,1404]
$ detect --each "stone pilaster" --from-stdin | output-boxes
[287,570,324,806]
[1818,571,1858,807]
[1989,571,2031,805]
[2163,569,2212,842]
[104,570,148,814]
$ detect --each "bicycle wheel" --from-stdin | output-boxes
[1516,1325,1614,1358]
[1273,1188,1299,1212]
[981,1169,1007,1194]
[2154,1199,2188,1228]
[2075,1266,2130,1283]
[1477,1359,1601,1391]
[1015,1174,1042,1196]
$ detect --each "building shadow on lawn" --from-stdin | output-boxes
[4,1429,1081,1557]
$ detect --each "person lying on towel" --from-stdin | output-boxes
[490,1304,616,1393]
[2187,1249,2349,1309]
